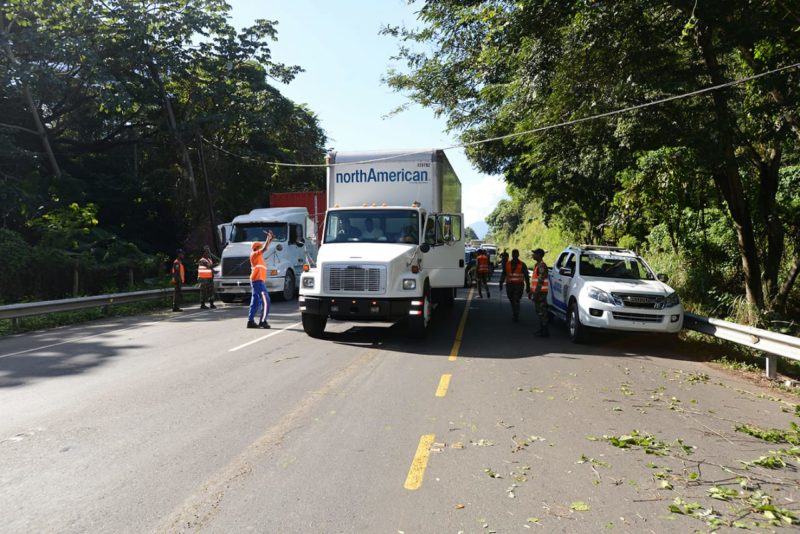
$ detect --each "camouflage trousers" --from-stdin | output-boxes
[200,280,215,305]
[532,292,548,328]
[505,283,524,319]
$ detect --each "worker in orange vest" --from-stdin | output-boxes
[197,245,216,310]
[248,230,274,329]
[498,249,530,322]
[476,248,491,298]
[528,248,550,337]
[171,249,185,312]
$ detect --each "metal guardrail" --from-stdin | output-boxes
[0,287,199,322]
[683,312,800,379]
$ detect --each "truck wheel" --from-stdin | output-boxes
[276,271,296,302]
[408,284,431,338]
[567,302,587,343]
[302,313,327,338]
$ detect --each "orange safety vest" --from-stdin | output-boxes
[505,260,524,284]
[477,254,490,274]
[532,260,549,293]
[171,259,185,285]
[250,250,267,282]
[198,257,213,280]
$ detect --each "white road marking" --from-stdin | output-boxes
[228,322,302,352]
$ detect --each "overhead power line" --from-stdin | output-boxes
[200,61,798,168]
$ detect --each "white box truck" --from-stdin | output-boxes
[299,149,465,337]
[215,207,318,302]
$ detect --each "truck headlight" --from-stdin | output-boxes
[664,292,680,308]
[302,277,315,289]
[588,286,620,305]
[402,279,416,290]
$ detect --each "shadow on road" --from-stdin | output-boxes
[325,278,703,366]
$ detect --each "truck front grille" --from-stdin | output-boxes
[612,293,665,309]
[222,257,250,277]
[612,312,664,323]
[324,265,386,293]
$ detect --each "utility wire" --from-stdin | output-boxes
[201,61,800,168]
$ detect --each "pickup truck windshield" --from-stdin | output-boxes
[231,223,288,242]
[579,254,654,280]
[325,210,419,244]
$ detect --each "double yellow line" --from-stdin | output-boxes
[404,287,474,490]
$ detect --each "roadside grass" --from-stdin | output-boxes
[0,292,202,338]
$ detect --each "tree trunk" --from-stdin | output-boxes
[696,24,765,317]
[756,147,784,304]
[147,61,198,198]
[773,251,799,313]
[0,14,63,179]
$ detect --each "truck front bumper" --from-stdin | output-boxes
[299,295,412,321]
[215,276,286,295]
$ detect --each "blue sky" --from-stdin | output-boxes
[226,0,507,237]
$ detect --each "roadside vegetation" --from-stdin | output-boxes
[0,0,326,306]
[385,1,800,333]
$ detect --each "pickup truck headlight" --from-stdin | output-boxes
[588,286,620,305]
[664,292,680,308]
[402,279,416,290]
[302,277,315,289]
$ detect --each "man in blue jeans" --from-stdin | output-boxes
[247,230,273,329]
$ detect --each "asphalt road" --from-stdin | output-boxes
[1,276,798,533]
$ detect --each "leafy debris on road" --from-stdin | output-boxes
[570,501,590,512]
[735,422,800,445]
[602,430,694,456]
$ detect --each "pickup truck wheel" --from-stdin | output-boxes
[408,285,431,338]
[567,302,587,343]
[275,271,296,302]
[302,313,327,338]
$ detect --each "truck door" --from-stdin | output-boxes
[423,213,464,288]
[550,252,575,312]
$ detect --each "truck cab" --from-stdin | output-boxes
[215,208,318,302]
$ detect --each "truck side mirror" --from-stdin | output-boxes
[295,237,305,247]
[559,267,573,277]
[419,243,431,253]
[657,273,669,283]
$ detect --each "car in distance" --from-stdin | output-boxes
[464,247,477,288]
[548,245,684,343]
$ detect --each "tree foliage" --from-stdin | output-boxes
[386,0,800,319]
[0,0,327,301]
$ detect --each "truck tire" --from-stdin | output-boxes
[302,313,327,338]
[408,284,431,338]
[275,271,296,302]
[567,301,587,343]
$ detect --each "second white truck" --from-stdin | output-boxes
[215,207,318,302]
[299,149,465,337]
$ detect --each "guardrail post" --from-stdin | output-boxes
[765,354,778,380]
[11,317,19,331]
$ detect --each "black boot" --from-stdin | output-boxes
[200,304,208,310]
[209,302,217,309]
[247,320,259,328]
[259,321,271,329]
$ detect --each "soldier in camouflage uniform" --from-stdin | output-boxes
[528,248,550,337]
[498,249,530,322]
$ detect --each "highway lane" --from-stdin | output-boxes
[1,280,799,533]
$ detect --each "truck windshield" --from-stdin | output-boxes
[579,254,654,280]
[231,223,288,242]
[325,210,419,244]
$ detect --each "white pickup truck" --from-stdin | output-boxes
[548,245,683,342]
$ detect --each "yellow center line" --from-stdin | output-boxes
[403,434,435,490]
[435,374,452,397]
[448,286,474,361]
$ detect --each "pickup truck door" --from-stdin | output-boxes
[550,252,575,312]
[423,213,464,288]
